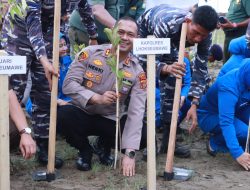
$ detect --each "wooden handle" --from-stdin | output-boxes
[0,75,10,190]
[47,0,61,173]
[165,23,187,173]
[147,36,157,189]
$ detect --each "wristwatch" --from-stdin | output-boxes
[191,100,200,107]
[125,150,136,159]
[19,127,32,135]
[89,35,98,40]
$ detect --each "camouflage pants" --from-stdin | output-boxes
[159,75,176,125]
[5,42,51,139]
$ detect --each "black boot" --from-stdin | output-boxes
[159,123,191,158]
[99,147,114,166]
[36,138,64,169]
[76,150,92,171]
[89,137,114,166]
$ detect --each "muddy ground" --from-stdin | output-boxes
[9,63,250,190]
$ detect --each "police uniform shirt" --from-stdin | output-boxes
[63,44,147,150]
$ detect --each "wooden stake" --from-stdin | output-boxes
[0,74,10,190]
[147,36,156,190]
[47,0,61,174]
[114,45,120,169]
[165,23,187,174]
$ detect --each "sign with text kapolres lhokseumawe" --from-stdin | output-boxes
[0,56,26,74]
[133,38,170,55]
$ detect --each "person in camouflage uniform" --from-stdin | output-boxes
[1,0,97,168]
[68,0,145,58]
[137,5,218,157]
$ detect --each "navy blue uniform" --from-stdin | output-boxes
[137,5,211,123]
[1,0,97,138]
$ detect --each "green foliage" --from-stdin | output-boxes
[104,26,124,89]
[1,0,28,21]
[0,0,31,39]
[73,43,85,57]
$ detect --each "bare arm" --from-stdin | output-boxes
[92,4,116,28]
[9,90,36,159]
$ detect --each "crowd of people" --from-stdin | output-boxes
[1,0,250,177]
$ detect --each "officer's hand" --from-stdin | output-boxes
[236,152,250,170]
[19,134,36,160]
[180,96,185,108]
[89,39,98,46]
[122,155,135,177]
[101,91,117,104]
[162,62,186,79]
[90,91,117,105]
[186,104,198,134]
[57,99,69,106]
[40,56,58,90]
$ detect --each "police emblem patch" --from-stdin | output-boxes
[138,72,147,89]
[78,51,88,62]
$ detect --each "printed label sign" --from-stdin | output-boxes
[133,38,170,55]
[0,56,26,74]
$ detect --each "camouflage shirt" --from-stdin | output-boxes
[137,5,212,99]
[2,0,97,59]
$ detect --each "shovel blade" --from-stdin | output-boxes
[173,167,193,181]
[32,170,60,181]
[32,170,47,181]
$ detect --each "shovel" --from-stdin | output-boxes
[163,22,193,181]
[32,0,61,182]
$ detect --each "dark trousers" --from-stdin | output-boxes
[57,105,147,153]
[223,27,247,63]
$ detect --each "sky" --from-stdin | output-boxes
[199,0,230,13]
[146,0,231,13]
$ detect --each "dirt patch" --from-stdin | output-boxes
[9,63,250,190]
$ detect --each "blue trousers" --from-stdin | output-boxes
[198,106,250,155]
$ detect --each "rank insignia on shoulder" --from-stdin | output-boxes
[86,80,93,88]
[123,70,132,78]
[124,57,130,66]
[138,72,147,89]
[78,51,88,62]
[105,49,111,56]
[93,59,103,66]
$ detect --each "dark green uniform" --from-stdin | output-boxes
[68,0,145,58]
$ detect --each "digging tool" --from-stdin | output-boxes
[32,0,61,182]
[163,23,193,181]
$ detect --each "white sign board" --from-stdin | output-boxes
[0,56,26,74]
[133,38,170,55]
